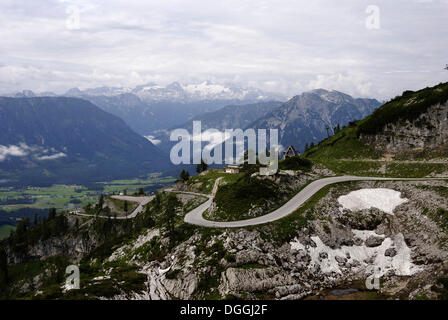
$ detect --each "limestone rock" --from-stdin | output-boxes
[365,236,384,247]
[385,248,397,257]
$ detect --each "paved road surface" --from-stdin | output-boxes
[72,195,154,220]
[184,175,447,228]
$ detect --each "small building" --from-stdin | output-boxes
[283,145,299,159]
[225,165,241,174]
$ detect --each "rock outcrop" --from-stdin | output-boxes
[361,102,448,156]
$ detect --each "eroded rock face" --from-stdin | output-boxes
[161,272,198,300]
[7,234,96,265]
[337,208,386,231]
[217,181,448,300]
[360,102,448,156]
[220,267,296,295]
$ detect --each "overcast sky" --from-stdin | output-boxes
[0,0,447,99]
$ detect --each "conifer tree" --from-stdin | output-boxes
[0,246,8,287]
[180,169,190,182]
[196,159,209,174]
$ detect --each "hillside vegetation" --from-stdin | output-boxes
[304,82,448,177]
[357,82,448,136]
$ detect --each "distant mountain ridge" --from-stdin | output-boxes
[174,101,283,132]
[49,81,284,135]
[63,81,285,103]
[155,90,380,156]
[250,89,381,151]
[0,97,170,186]
[155,101,283,153]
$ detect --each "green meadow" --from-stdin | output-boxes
[0,173,176,236]
[0,224,16,240]
[0,173,175,212]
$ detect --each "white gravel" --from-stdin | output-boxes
[337,188,408,215]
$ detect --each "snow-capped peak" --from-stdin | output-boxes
[18,81,284,103]
[130,81,284,102]
[182,81,231,99]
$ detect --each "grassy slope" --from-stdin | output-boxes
[0,224,16,240]
[107,197,138,214]
[211,177,286,221]
[304,82,448,178]
[196,158,312,222]
[186,170,243,194]
[357,82,448,136]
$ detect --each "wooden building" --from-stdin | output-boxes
[283,145,299,159]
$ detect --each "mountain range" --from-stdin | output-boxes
[0,97,169,187]
[9,82,286,136]
[156,89,381,154]
[65,81,285,103]
[3,82,448,301]
[1,86,382,185]
[250,89,381,151]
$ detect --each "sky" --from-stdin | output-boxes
[0,0,447,100]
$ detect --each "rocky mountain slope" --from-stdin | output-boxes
[179,101,283,132]
[63,82,285,135]
[8,82,285,136]
[251,89,381,152]
[307,82,448,161]
[156,90,379,155]
[130,81,285,103]
[77,93,163,137]
[0,97,169,187]
[2,169,447,300]
[155,101,283,153]
[358,83,448,157]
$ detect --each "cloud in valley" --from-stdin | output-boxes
[0,144,29,161]
[0,143,67,162]
[36,152,67,161]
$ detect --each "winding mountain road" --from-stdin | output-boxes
[72,195,154,220]
[71,175,446,227]
[184,175,447,228]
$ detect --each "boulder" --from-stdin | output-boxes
[335,256,347,264]
[385,248,397,257]
[319,252,328,260]
[354,237,364,246]
[366,236,384,247]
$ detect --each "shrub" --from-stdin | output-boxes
[279,156,312,171]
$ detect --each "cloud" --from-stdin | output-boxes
[0,143,67,162]
[36,152,67,161]
[0,144,29,161]
[144,135,161,145]
[0,0,447,99]
[307,72,374,97]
